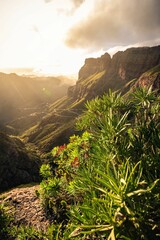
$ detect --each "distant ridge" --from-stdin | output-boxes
[0,73,72,132]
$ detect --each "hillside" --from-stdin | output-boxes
[0,132,40,192]
[24,45,160,152]
[0,73,73,133]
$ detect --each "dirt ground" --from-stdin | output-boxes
[0,185,51,232]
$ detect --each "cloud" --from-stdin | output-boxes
[65,0,160,51]
[72,0,85,8]
[44,0,85,7]
[56,0,85,16]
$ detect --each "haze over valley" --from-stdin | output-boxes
[0,72,74,133]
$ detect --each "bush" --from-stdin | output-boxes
[40,88,160,239]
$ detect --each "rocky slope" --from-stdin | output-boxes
[69,45,160,100]
[0,132,40,192]
[0,185,51,232]
[24,45,160,152]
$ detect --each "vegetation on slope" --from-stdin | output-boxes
[23,94,85,152]
[24,54,160,153]
[1,87,160,239]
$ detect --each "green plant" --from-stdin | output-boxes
[39,88,160,239]
[39,132,93,226]
[68,88,160,239]
[9,223,68,240]
[0,204,11,239]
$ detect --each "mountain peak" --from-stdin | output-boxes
[78,52,111,81]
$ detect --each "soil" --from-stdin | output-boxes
[0,185,51,232]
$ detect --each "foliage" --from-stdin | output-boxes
[9,224,64,240]
[39,88,160,239]
[39,131,93,224]
[0,204,11,239]
[0,205,68,240]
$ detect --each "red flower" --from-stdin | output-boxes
[56,144,66,155]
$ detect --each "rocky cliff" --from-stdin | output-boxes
[133,64,160,91]
[78,53,111,81]
[25,45,160,152]
[68,45,160,100]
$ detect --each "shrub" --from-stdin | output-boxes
[40,88,160,239]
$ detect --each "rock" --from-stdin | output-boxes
[133,65,160,91]
[78,52,111,81]
[111,46,160,81]
[0,132,41,192]
[0,185,51,232]
[69,45,160,100]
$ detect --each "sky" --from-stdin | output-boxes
[0,0,159,77]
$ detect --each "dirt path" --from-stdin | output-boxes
[0,185,51,232]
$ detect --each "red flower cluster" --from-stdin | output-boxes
[56,144,66,155]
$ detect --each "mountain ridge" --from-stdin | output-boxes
[24,45,160,152]
[69,45,160,100]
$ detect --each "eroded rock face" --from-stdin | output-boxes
[134,65,160,91]
[69,46,160,99]
[78,53,111,81]
[0,132,40,192]
[111,46,160,81]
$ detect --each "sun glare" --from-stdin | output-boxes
[0,0,159,76]
[0,0,87,76]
